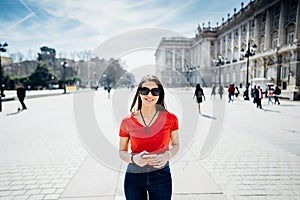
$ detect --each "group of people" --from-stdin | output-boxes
[210,84,224,100]
[198,82,282,111]
[227,84,240,102]
[251,85,281,109]
[251,85,264,109]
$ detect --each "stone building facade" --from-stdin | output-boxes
[155,0,300,100]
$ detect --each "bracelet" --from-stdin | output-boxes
[131,154,136,164]
[165,151,172,159]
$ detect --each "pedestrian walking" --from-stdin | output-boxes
[218,85,224,100]
[105,85,112,99]
[228,84,234,102]
[210,84,216,100]
[255,85,263,109]
[273,86,281,105]
[234,86,240,100]
[194,83,205,114]
[119,75,179,200]
[266,85,274,104]
[16,83,27,110]
[107,86,111,99]
[251,85,257,104]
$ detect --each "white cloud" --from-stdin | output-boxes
[3,0,244,59]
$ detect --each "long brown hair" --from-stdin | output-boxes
[130,75,166,112]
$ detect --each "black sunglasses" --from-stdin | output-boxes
[139,87,161,96]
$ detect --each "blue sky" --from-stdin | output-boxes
[0,0,245,62]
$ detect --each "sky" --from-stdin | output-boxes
[0,0,246,69]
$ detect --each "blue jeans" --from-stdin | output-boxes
[124,164,172,200]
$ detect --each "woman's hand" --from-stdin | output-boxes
[145,151,171,169]
[132,151,149,167]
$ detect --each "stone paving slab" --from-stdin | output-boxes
[61,150,223,199]
[1,88,300,200]
[0,95,87,200]
[191,97,300,200]
[61,157,121,198]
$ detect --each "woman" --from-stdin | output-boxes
[218,85,224,99]
[210,84,216,100]
[273,86,281,105]
[234,86,240,100]
[194,83,205,114]
[119,75,180,200]
[267,85,274,104]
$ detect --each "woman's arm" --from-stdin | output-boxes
[168,130,179,158]
[119,137,131,163]
[119,137,148,166]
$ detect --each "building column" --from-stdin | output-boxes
[254,16,260,49]
[231,32,234,61]
[278,1,286,46]
[265,9,271,50]
[172,48,175,70]
[295,0,300,45]
[198,44,201,67]
[181,49,185,71]
[225,35,228,59]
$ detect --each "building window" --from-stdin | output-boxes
[235,29,239,37]
[242,24,247,33]
[286,0,297,23]
[222,36,226,55]
[250,20,255,28]
[175,60,181,70]
[271,31,278,48]
[261,13,266,22]
[259,36,265,52]
[271,4,280,30]
[287,25,295,44]
[166,49,172,59]
[274,4,280,17]
[259,13,266,34]
[166,59,172,68]
[267,67,275,79]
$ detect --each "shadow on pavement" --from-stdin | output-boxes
[201,114,217,120]
[277,104,300,107]
[6,110,22,116]
[263,109,280,113]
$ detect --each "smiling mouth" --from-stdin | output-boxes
[144,97,155,102]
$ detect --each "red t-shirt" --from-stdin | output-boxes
[119,110,179,154]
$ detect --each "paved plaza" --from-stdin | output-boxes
[0,88,300,200]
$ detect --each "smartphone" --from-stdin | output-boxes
[142,154,157,159]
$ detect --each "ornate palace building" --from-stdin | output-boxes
[155,0,300,100]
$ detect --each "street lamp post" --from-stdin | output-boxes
[241,41,257,100]
[217,55,224,85]
[213,55,224,86]
[61,61,68,94]
[0,42,8,112]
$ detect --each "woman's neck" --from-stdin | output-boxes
[140,106,157,117]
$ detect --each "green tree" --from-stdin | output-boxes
[101,59,125,87]
[29,62,53,89]
[2,74,15,90]
[37,46,56,61]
